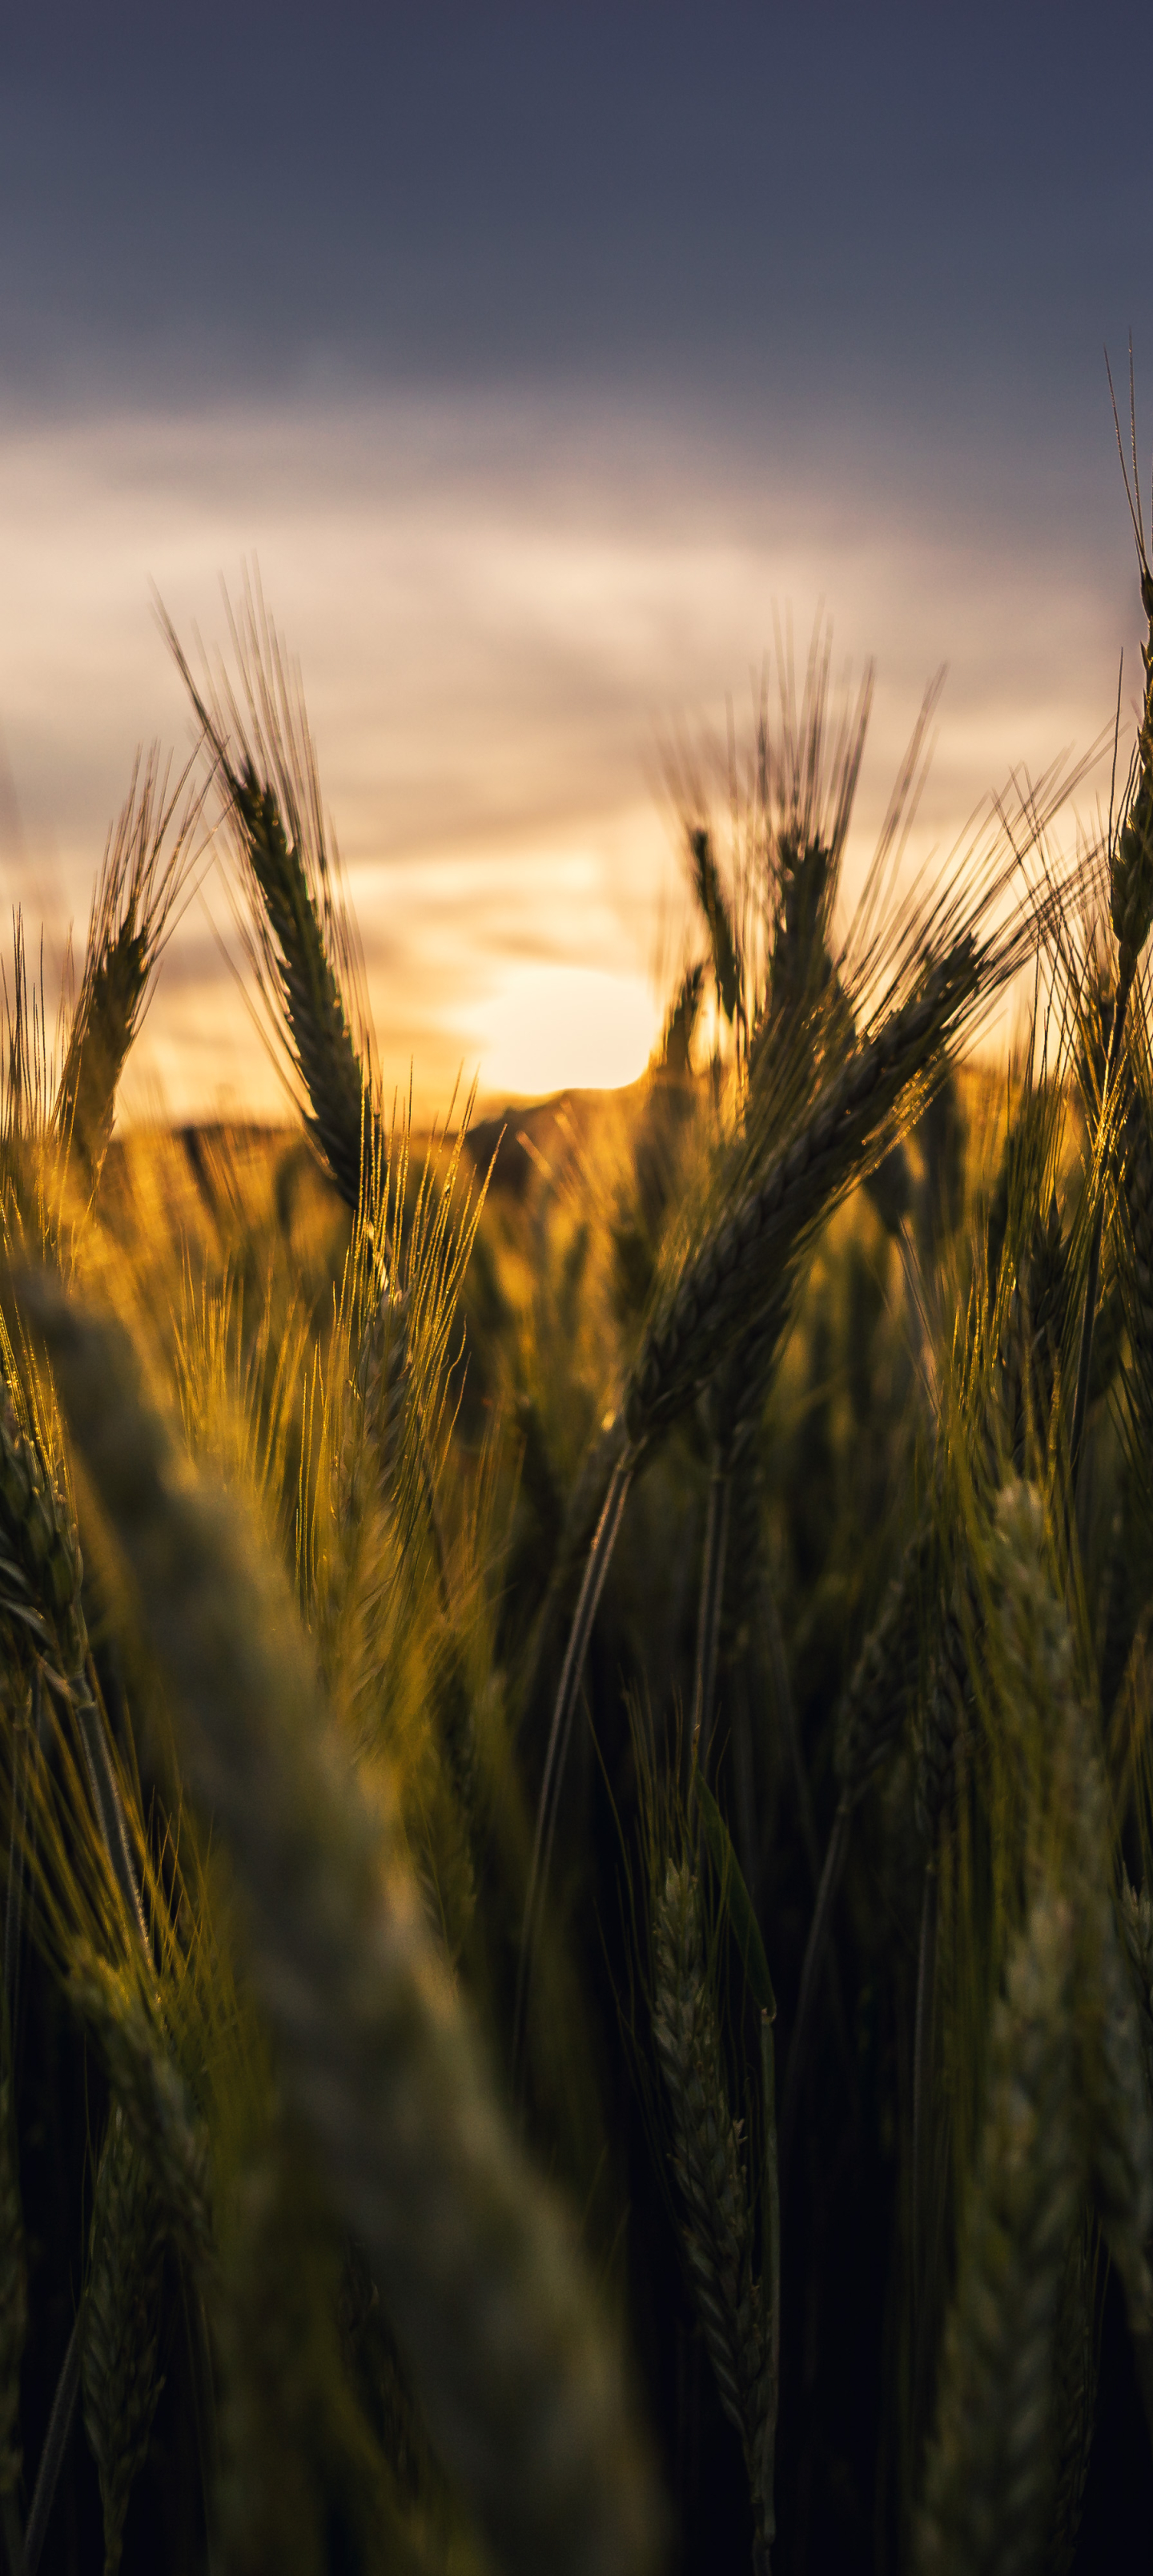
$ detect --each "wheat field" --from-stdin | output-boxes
[1,506,1153,2576]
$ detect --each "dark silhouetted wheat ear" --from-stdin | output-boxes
[20,1270,661,2576]
[916,1886,1079,2576]
[1047,2214,1096,2576]
[82,2107,166,2576]
[653,1859,775,2565]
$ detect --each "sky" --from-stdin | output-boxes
[2,2,1152,1120]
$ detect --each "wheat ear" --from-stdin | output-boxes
[54,748,203,1199]
[915,1886,1079,2576]
[0,1391,147,1956]
[163,609,377,1215]
[1047,2212,1096,2576]
[20,1272,660,2576]
[653,1858,775,2569]
[994,1483,1153,2372]
[1070,538,1153,1481]
[625,944,982,1452]
[82,2105,167,2576]
[69,1950,210,2264]
[536,956,984,2051]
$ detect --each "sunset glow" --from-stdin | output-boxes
[1,12,1148,1121]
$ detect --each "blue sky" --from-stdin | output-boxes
[2,3,1151,1113]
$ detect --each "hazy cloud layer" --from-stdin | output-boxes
[0,383,1137,1117]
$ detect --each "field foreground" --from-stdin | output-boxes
[4,600,1153,2574]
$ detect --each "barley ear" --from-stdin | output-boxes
[82,2105,166,2576]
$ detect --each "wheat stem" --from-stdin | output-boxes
[912,1859,940,2361]
[691,1443,733,1774]
[515,1449,634,2067]
[780,1798,851,2189]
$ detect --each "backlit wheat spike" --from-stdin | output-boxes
[82,2106,166,2576]
[54,748,203,1199]
[1118,1077,1153,1451]
[1107,543,1153,980]
[229,769,373,1212]
[652,1858,775,2567]
[916,1886,1079,2576]
[22,1271,659,2576]
[625,942,983,1453]
[1070,535,1153,1480]
[163,598,378,1218]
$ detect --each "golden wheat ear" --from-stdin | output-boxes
[55,746,208,1201]
[160,583,380,1220]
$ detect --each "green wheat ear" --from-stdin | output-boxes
[18,1267,661,2576]
[916,1885,1080,2576]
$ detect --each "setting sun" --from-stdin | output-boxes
[465,960,661,1101]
